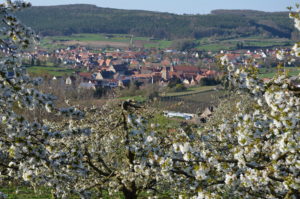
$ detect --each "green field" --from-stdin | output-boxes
[196,36,292,51]
[143,40,173,49]
[39,33,293,51]
[45,34,131,42]
[258,67,300,78]
[40,33,173,49]
[27,66,84,76]
[161,85,216,97]
[0,186,52,199]
[0,186,127,199]
[150,113,182,128]
[0,186,172,199]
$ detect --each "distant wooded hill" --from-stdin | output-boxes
[17,4,295,40]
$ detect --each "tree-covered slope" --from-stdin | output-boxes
[16,4,294,39]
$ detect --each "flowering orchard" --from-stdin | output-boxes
[158,10,300,199]
[160,67,300,198]
[0,1,300,199]
[0,1,85,199]
[40,101,179,199]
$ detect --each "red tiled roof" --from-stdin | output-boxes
[78,72,92,78]
[152,72,162,77]
[161,60,171,66]
[131,60,139,65]
[225,54,241,60]
[205,70,217,76]
[106,59,111,66]
[132,74,153,78]
[262,78,271,82]
[195,74,205,81]
[169,71,181,78]
[252,54,262,59]
[98,59,105,66]
[173,65,201,73]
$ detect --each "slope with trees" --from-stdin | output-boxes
[16,4,294,40]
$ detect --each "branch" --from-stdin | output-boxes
[268,175,284,182]
[84,149,111,177]
[170,169,195,179]
[97,155,113,174]
[0,162,18,170]
[205,180,225,188]
[172,158,205,163]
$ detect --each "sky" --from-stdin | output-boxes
[28,0,299,14]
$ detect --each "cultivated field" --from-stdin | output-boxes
[39,33,293,51]
[155,89,225,114]
[40,33,173,49]
[196,36,292,51]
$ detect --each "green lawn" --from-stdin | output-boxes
[196,36,292,52]
[0,186,126,199]
[162,85,216,97]
[67,34,173,48]
[258,67,300,78]
[40,33,173,49]
[43,34,129,43]
[144,40,173,49]
[196,43,235,51]
[39,33,292,51]
[27,66,84,76]
[0,187,54,199]
[0,186,171,199]
[149,113,181,128]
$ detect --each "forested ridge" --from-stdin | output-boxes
[16,4,294,39]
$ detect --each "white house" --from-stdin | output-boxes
[163,111,195,120]
[65,77,72,85]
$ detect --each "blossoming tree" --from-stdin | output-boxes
[158,8,300,199]
[41,101,177,199]
[0,1,85,198]
[0,2,173,198]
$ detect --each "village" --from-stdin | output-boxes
[11,45,298,121]
[20,45,293,90]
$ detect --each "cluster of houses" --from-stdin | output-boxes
[24,46,221,89]
[219,49,279,67]
[20,45,300,91]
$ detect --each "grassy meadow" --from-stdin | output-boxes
[39,33,293,51]
[196,36,292,51]
[258,67,300,78]
[0,186,129,199]
[27,66,85,76]
[40,33,173,49]
[161,85,216,97]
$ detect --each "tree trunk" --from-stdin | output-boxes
[122,184,138,199]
